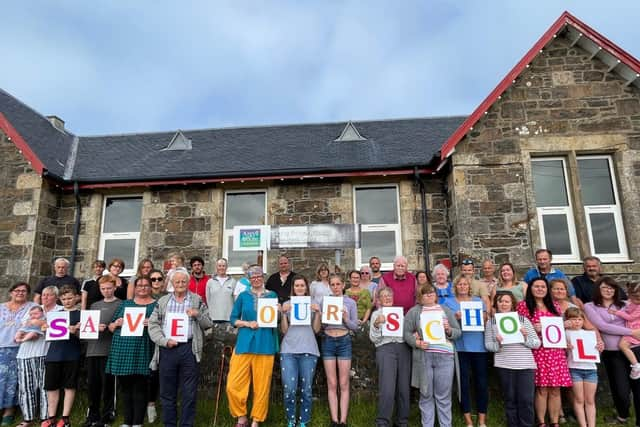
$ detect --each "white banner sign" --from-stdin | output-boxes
[289,296,312,326]
[164,312,190,342]
[46,311,69,341]
[121,307,147,337]
[257,298,278,328]
[381,307,404,337]
[541,316,566,349]
[322,296,343,325]
[80,310,100,340]
[568,330,600,363]
[420,311,447,345]
[460,301,484,331]
[494,312,524,344]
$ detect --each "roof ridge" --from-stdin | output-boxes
[78,114,469,139]
[0,87,75,138]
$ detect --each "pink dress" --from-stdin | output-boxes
[517,300,572,387]
[615,302,640,346]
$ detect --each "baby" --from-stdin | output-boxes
[15,305,45,343]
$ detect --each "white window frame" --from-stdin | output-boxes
[222,190,268,275]
[98,195,142,277]
[353,184,402,271]
[531,158,581,263]
[579,155,629,262]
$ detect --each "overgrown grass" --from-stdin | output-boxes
[50,386,626,426]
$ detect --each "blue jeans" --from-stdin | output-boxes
[458,351,488,414]
[280,353,318,424]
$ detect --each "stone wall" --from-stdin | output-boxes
[0,131,61,288]
[57,176,444,281]
[449,33,640,278]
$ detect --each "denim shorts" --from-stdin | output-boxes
[570,368,598,384]
[321,334,352,360]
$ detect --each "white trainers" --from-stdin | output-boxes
[630,363,640,380]
[147,404,157,423]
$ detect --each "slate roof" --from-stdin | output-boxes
[0,85,466,184]
[0,88,75,178]
[73,117,466,183]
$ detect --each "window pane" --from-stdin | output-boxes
[589,213,620,254]
[356,188,398,224]
[103,239,136,269]
[578,158,615,205]
[541,215,572,255]
[104,198,142,233]
[227,236,259,269]
[532,160,569,207]
[226,193,266,228]
[361,231,396,265]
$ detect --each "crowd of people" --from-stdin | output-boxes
[0,250,637,427]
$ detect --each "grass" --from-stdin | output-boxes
[50,384,626,427]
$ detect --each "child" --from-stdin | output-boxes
[82,275,122,427]
[609,282,640,379]
[164,252,188,293]
[42,285,81,427]
[565,307,602,427]
[15,305,45,342]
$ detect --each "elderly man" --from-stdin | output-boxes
[378,256,417,314]
[266,255,297,304]
[148,270,213,427]
[33,258,81,304]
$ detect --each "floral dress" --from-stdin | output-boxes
[516,300,572,387]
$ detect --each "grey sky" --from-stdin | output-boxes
[2,1,639,135]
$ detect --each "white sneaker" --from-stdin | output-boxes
[147,404,157,423]
[630,363,640,379]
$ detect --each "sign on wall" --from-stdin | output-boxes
[233,226,269,251]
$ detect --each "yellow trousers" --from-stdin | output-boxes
[226,352,275,422]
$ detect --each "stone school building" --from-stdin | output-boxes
[1,11,640,289]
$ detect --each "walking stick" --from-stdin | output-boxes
[213,345,234,426]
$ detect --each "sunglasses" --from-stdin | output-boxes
[461,259,474,265]
[150,277,163,282]
[360,271,370,275]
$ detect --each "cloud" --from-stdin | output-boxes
[1,1,639,134]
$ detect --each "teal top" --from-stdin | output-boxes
[230,290,279,355]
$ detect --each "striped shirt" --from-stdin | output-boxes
[484,315,539,370]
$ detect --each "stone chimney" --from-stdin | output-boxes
[46,115,65,131]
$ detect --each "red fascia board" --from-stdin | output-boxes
[0,112,45,174]
[440,11,640,160]
[64,167,436,190]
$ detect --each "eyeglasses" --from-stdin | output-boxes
[461,259,474,265]
[360,271,370,275]
[12,289,27,293]
[150,277,163,282]
[136,284,151,288]
[111,264,123,269]
[600,286,615,292]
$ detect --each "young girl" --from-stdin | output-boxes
[565,307,603,427]
[485,291,540,427]
[609,282,640,379]
[321,273,359,427]
[280,275,321,427]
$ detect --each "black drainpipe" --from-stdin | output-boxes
[69,181,81,274]
[413,167,430,273]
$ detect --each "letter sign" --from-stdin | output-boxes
[257,298,278,328]
[80,310,100,339]
[164,312,190,342]
[46,311,69,341]
[540,316,566,349]
[494,312,524,344]
[567,330,600,363]
[382,307,403,337]
[420,311,447,345]
[322,296,343,325]
[121,307,147,337]
[290,296,311,326]
[460,301,484,331]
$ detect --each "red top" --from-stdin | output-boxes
[189,274,210,304]
[381,271,417,314]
